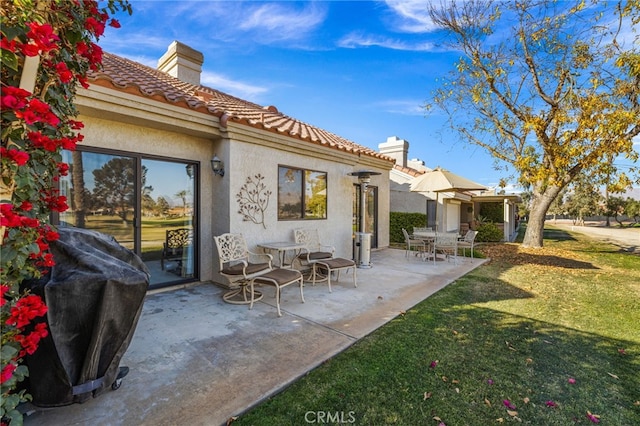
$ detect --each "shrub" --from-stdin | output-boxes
[390,212,427,244]
[476,223,503,242]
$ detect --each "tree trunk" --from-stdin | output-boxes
[522,184,563,248]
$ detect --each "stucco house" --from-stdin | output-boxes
[58,41,394,290]
[379,136,520,241]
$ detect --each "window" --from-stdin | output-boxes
[278,166,327,220]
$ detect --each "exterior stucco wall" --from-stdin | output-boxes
[389,171,429,213]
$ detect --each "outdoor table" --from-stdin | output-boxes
[412,231,437,261]
[258,242,307,269]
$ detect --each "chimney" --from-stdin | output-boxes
[157,41,204,86]
[378,136,409,167]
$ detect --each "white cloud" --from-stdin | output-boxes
[384,0,440,33]
[375,99,426,116]
[338,32,435,51]
[239,3,326,40]
[200,71,268,101]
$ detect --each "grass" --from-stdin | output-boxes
[234,225,640,425]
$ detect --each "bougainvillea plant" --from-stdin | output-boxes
[1,1,131,424]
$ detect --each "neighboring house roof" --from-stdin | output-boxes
[393,164,425,177]
[88,52,394,163]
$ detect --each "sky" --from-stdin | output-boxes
[98,0,639,194]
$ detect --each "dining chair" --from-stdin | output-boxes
[213,233,273,304]
[432,232,459,265]
[458,230,478,259]
[402,228,426,257]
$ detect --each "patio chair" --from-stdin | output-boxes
[402,228,426,257]
[432,232,459,265]
[161,228,192,272]
[457,230,478,259]
[293,228,335,280]
[213,233,273,304]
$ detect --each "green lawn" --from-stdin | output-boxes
[234,225,640,425]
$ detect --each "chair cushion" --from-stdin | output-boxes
[222,262,270,276]
[253,268,302,285]
[298,251,333,261]
[316,257,356,270]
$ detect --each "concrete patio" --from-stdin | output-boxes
[22,248,487,426]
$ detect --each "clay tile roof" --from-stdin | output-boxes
[394,164,425,177]
[89,52,394,163]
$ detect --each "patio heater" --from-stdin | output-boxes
[349,170,380,268]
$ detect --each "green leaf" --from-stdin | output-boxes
[1,49,19,72]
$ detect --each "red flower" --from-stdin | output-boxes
[5,295,48,329]
[545,400,558,408]
[25,22,60,54]
[44,193,68,213]
[1,147,30,166]
[1,86,31,110]
[67,119,84,130]
[55,62,73,83]
[16,322,49,357]
[84,16,106,37]
[109,18,121,28]
[44,229,60,241]
[57,162,69,176]
[19,201,33,211]
[0,284,8,307]
[1,363,17,384]
[0,204,22,227]
[17,99,60,126]
[20,43,41,57]
[1,36,18,53]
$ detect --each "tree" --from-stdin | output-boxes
[427,0,639,247]
[563,175,602,225]
[547,188,567,222]
[625,197,640,223]
[92,157,135,223]
[605,195,627,226]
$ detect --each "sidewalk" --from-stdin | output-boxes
[22,248,487,426]
[548,219,639,253]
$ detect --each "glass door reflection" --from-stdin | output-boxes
[141,159,196,286]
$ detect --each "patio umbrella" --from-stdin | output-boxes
[409,167,486,231]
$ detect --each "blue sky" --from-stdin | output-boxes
[98,0,639,194]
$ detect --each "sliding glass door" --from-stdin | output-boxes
[59,149,198,288]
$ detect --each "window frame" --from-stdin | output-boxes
[277,165,327,221]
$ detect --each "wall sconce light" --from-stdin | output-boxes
[211,154,224,177]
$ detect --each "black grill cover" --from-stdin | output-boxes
[23,227,149,407]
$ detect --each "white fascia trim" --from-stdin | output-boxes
[76,85,221,139]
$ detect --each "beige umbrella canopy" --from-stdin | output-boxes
[410,167,487,231]
[410,167,487,193]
